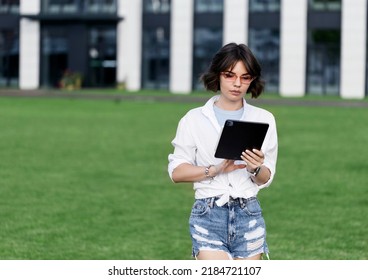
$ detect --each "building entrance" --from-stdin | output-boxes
[41,24,116,89]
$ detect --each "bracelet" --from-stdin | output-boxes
[205,165,214,180]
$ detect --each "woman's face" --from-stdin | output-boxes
[219,60,253,105]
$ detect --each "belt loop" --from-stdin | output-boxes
[208,197,215,208]
[239,198,245,208]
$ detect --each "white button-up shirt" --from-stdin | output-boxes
[168,95,278,206]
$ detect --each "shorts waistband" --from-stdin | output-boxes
[205,196,257,208]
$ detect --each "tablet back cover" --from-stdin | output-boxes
[214,120,269,160]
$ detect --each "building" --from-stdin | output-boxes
[0,0,367,99]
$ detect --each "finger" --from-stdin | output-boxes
[245,149,263,158]
[252,149,264,158]
[242,151,258,162]
[235,164,246,170]
[240,153,256,167]
[241,152,261,168]
[246,149,264,164]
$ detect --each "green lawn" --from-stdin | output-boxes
[0,95,367,260]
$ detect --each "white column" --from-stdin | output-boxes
[223,0,248,45]
[117,0,142,91]
[279,0,308,97]
[19,0,41,90]
[20,0,40,14]
[116,0,126,88]
[340,0,367,99]
[169,0,194,94]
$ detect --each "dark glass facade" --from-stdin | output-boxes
[0,0,364,97]
[192,0,223,90]
[0,0,19,14]
[309,0,341,11]
[38,0,118,88]
[88,27,117,87]
[143,0,170,13]
[0,0,19,87]
[42,0,117,14]
[307,0,341,95]
[141,0,171,89]
[195,0,223,12]
[249,0,280,12]
[248,0,280,93]
[41,28,68,88]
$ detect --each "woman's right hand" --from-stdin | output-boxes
[214,160,247,175]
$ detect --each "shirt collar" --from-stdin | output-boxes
[201,95,248,131]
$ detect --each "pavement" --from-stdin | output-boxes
[0,88,367,108]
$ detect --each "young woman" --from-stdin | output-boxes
[168,43,278,260]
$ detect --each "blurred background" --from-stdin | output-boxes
[1,0,367,99]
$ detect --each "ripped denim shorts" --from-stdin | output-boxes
[189,196,269,259]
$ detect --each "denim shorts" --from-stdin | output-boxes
[189,196,269,259]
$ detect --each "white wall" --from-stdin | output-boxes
[340,0,367,99]
[279,0,308,97]
[19,0,41,90]
[117,0,142,91]
[169,0,194,94]
[223,0,248,45]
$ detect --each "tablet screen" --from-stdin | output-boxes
[214,120,269,160]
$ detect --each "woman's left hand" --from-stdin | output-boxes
[241,149,264,173]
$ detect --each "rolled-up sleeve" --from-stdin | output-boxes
[257,115,278,190]
[168,116,197,181]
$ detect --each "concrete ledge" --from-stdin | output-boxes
[0,89,367,108]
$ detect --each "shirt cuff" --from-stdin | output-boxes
[168,159,190,181]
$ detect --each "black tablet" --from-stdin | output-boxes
[214,120,269,160]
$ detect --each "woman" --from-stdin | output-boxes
[168,43,278,260]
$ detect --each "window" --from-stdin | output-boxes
[84,0,117,14]
[0,0,19,14]
[192,28,222,90]
[142,27,170,89]
[88,27,117,87]
[142,0,171,89]
[41,28,68,88]
[195,0,223,13]
[248,29,279,93]
[0,29,19,87]
[249,0,280,12]
[192,0,223,90]
[306,30,340,95]
[43,0,80,14]
[248,0,280,92]
[43,0,117,14]
[309,0,341,11]
[143,0,170,14]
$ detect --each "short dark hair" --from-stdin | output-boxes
[200,43,265,98]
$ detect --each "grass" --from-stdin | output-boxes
[264,105,368,259]
[0,95,367,260]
